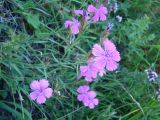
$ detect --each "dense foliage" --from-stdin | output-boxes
[0,0,160,119]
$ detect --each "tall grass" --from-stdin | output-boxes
[0,0,160,119]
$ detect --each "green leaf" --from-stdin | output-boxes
[27,14,41,29]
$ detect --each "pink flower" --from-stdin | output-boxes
[74,10,90,20]
[80,56,107,81]
[92,39,121,71]
[87,4,108,22]
[64,18,80,34]
[83,91,99,109]
[80,63,98,82]
[77,85,90,102]
[29,79,53,104]
[77,85,99,109]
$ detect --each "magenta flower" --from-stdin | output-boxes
[87,4,108,22]
[77,85,99,109]
[29,79,53,104]
[92,39,121,71]
[77,85,90,102]
[83,91,99,109]
[80,63,98,82]
[74,10,90,20]
[64,18,80,34]
[80,56,106,81]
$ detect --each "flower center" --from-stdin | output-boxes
[105,51,111,57]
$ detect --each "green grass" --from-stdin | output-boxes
[0,0,160,119]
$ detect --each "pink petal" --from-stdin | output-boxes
[85,16,90,20]
[92,14,99,22]
[77,94,83,101]
[78,94,88,102]
[44,88,53,98]
[72,18,80,26]
[36,95,46,104]
[30,80,40,91]
[29,91,39,100]
[39,79,49,89]
[98,68,105,77]
[85,76,93,82]
[80,66,88,76]
[94,56,106,69]
[111,51,121,62]
[93,98,99,105]
[92,44,105,57]
[82,85,90,92]
[99,5,108,14]
[100,13,106,21]
[87,5,96,13]
[83,98,90,106]
[80,64,98,82]
[77,85,90,93]
[74,10,84,15]
[85,70,93,82]
[71,24,79,34]
[106,60,118,71]
[89,64,98,78]
[64,20,73,28]
[88,102,95,109]
[103,39,116,52]
[87,91,96,99]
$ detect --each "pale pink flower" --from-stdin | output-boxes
[29,79,53,104]
[92,39,121,71]
[64,18,80,34]
[83,91,99,109]
[87,4,108,22]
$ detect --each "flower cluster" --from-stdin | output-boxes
[77,85,99,109]
[28,1,122,109]
[80,39,121,82]
[64,1,122,109]
[29,79,53,104]
[64,4,108,35]
[78,39,120,109]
